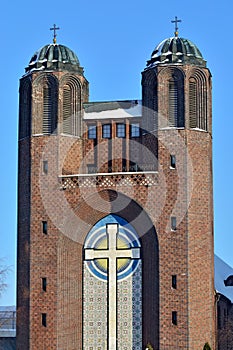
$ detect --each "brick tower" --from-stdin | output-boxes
[17,26,215,350]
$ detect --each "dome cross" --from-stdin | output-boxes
[50,24,60,44]
[171,16,182,37]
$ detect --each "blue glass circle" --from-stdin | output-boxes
[84,215,141,281]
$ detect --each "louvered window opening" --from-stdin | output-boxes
[142,72,158,133]
[19,82,31,139]
[62,82,81,136]
[43,86,52,134]
[199,87,207,131]
[63,85,72,134]
[169,80,178,127]
[189,80,197,128]
[189,77,207,131]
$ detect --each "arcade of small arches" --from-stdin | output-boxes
[19,66,208,142]
[142,66,208,131]
[19,73,87,138]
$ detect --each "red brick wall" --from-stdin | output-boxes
[17,138,31,349]
[17,61,215,350]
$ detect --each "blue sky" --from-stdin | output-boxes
[0,0,232,305]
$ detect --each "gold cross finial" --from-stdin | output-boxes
[171,16,182,37]
[50,24,60,44]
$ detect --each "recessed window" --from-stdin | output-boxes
[42,313,47,327]
[172,311,177,325]
[102,124,111,138]
[87,164,97,174]
[116,123,126,138]
[43,86,52,134]
[172,275,177,289]
[189,76,207,131]
[189,78,197,129]
[43,160,48,174]
[170,155,176,169]
[130,123,140,137]
[42,221,48,234]
[171,217,177,231]
[42,277,47,292]
[169,79,178,127]
[168,74,185,128]
[63,85,72,134]
[88,125,97,139]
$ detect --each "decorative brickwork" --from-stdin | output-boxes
[17,35,215,350]
[60,172,158,189]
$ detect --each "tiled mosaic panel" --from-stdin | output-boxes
[83,265,107,349]
[83,261,142,350]
[117,261,142,350]
[132,262,142,349]
[117,277,133,349]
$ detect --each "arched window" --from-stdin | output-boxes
[189,78,197,128]
[63,84,72,134]
[167,70,184,128]
[83,214,142,349]
[33,74,58,135]
[61,76,81,136]
[169,78,178,127]
[141,69,158,133]
[189,70,207,131]
[19,78,31,139]
[43,84,52,134]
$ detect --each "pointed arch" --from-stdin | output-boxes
[189,69,208,131]
[33,73,58,134]
[142,69,158,132]
[19,77,32,139]
[60,75,82,136]
[68,189,160,350]
[43,82,52,133]
[169,76,179,126]
[159,67,185,128]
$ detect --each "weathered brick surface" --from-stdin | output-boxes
[17,138,31,349]
[17,60,215,350]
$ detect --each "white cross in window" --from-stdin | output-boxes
[85,223,140,350]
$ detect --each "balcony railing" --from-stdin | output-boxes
[60,164,158,189]
[86,163,157,175]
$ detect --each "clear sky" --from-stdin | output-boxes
[0,0,232,306]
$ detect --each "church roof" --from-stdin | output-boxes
[146,36,206,68]
[25,43,83,74]
[215,255,233,303]
[83,100,142,120]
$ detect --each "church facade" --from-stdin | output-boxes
[17,26,215,350]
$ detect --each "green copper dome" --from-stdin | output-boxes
[25,43,83,74]
[147,37,206,67]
